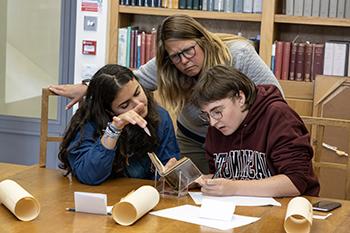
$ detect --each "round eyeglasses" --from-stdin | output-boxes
[198,106,224,123]
[168,43,197,64]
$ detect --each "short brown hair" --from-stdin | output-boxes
[191,65,257,112]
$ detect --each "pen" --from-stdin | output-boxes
[65,208,112,215]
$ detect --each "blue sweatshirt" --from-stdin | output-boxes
[67,106,180,185]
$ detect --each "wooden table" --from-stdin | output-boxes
[0,162,33,180]
[0,166,349,233]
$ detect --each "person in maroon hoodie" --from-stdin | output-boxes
[192,65,319,197]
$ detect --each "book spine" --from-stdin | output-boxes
[328,0,338,17]
[295,43,305,81]
[193,0,200,10]
[312,0,321,16]
[253,0,262,13]
[274,41,284,80]
[332,42,348,76]
[186,0,193,9]
[346,0,350,18]
[286,0,294,15]
[117,27,128,67]
[289,43,298,80]
[179,0,186,8]
[320,0,330,17]
[150,28,157,59]
[271,42,276,72]
[202,0,208,10]
[303,0,312,16]
[311,43,325,80]
[234,0,243,12]
[140,31,146,65]
[208,0,214,11]
[323,41,334,75]
[136,33,141,68]
[145,33,152,63]
[304,43,313,82]
[243,0,253,13]
[224,0,234,12]
[281,42,292,80]
[337,0,346,18]
[294,0,304,16]
[126,26,131,68]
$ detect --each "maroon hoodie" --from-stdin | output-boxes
[205,85,320,196]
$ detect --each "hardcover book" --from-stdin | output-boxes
[148,152,202,190]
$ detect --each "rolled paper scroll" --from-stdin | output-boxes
[284,197,313,233]
[112,185,159,226]
[0,179,40,221]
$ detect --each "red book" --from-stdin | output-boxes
[304,43,313,82]
[295,43,305,81]
[140,31,146,65]
[145,33,152,63]
[150,28,157,59]
[289,43,298,80]
[311,43,325,80]
[281,42,291,80]
[274,41,284,80]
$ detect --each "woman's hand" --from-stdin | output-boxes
[48,84,88,109]
[111,103,147,130]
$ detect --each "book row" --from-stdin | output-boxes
[117,27,157,69]
[272,40,350,82]
[285,0,350,18]
[119,0,263,13]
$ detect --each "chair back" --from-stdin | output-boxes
[39,88,63,167]
[301,116,350,199]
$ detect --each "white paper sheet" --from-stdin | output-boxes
[313,213,332,220]
[200,198,235,221]
[74,192,107,215]
[150,204,260,230]
[189,192,281,206]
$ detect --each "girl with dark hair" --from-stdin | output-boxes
[58,64,179,185]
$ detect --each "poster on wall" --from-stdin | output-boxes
[81,0,103,12]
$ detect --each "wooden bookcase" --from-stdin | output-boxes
[108,0,350,116]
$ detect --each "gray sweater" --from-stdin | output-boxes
[134,40,282,138]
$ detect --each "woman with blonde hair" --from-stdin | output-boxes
[50,14,281,173]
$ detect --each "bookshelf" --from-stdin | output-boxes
[108,0,350,116]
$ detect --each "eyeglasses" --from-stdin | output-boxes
[198,106,225,123]
[168,43,197,64]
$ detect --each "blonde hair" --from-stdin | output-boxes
[156,14,244,112]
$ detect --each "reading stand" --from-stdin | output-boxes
[154,169,189,198]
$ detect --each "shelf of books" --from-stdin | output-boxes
[275,15,350,27]
[118,6,262,22]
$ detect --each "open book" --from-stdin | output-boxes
[148,152,202,190]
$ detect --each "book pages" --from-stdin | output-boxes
[0,179,40,221]
[112,185,159,226]
[284,197,313,233]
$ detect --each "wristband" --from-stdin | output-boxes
[104,122,122,140]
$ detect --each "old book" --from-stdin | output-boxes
[202,0,208,10]
[274,41,284,80]
[311,43,325,80]
[234,0,243,12]
[281,41,291,80]
[304,43,313,82]
[186,0,193,9]
[295,43,305,81]
[140,31,146,65]
[117,27,128,67]
[145,33,152,63]
[148,152,202,190]
[224,0,234,12]
[243,0,253,13]
[253,0,262,13]
[289,42,298,80]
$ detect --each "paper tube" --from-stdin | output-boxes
[112,185,159,226]
[284,197,313,233]
[0,179,40,221]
